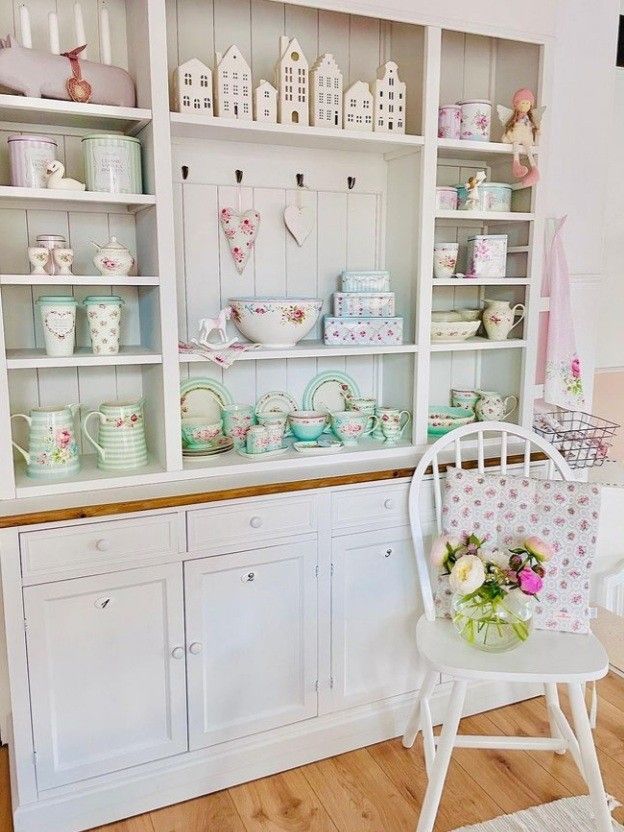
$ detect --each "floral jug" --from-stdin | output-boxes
[11,405,80,479]
[82,399,147,471]
[482,299,525,342]
[474,391,518,422]
[92,236,134,276]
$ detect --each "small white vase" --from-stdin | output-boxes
[482,299,525,341]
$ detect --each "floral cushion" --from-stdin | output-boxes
[436,466,601,633]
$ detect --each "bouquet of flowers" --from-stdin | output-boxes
[431,532,553,652]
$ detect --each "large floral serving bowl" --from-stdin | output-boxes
[428,405,475,436]
[229,297,323,348]
[431,320,480,343]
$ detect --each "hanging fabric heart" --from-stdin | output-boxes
[284,205,314,247]
[219,207,261,274]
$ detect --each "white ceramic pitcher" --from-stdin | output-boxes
[482,299,525,342]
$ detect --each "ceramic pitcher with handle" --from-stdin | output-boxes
[82,399,147,471]
[482,299,526,341]
[11,404,80,479]
[474,391,518,421]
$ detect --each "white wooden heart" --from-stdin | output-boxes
[219,207,261,274]
[43,310,75,339]
[284,205,315,247]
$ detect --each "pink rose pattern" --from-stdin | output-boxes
[324,317,403,345]
[219,207,261,274]
[435,467,601,633]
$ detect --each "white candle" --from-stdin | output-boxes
[73,2,88,58]
[19,5,32,49]
[99,4,111,65]
[48,11,60,54]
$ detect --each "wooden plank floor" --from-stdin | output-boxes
[2,674,624,832]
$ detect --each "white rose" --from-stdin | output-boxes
[449,554,486,595]
[483,548,510,570]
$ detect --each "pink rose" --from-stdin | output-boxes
[523,536,553,562]
[571,357,581,378]
[518,568,543,595]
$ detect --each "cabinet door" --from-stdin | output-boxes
[185,542,318,749]
[25,564,187,789]
[329,526,422,712]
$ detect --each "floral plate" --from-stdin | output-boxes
[293,439,343,455]
[302,371,361,413]
[180,377,233,424]
[255,391,298,437]
[182,437,234,457]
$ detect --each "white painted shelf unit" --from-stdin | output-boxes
[0,0,549,499]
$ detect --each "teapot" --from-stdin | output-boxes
[92,236,135,277]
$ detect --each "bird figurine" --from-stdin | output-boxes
[45,160,86,191]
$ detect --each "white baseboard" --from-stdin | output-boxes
[12,679,542,832]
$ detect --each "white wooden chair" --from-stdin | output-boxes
[403,421,611,832]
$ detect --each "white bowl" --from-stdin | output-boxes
[431,320,480,343]
[229,297,323,348]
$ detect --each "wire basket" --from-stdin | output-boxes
[533,410,620,469]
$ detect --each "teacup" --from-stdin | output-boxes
[181,418,223,450]
[451,388,480,411]
[264,420,285,451]
[222,404,255,448]
[289,411,328,441]
[330,410,378,446]
[378,409,411,445]
[349,396,376,430]
[458,309,481,322]
[246,424,270,454]
[431,310,462,323]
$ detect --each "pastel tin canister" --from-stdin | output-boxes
[458,99,492,141]
[438,105,461,139]
[466,234,508,278]
[36,295,78,357]
[11,405,80,479]
[83,295,124,355]
[435,186,458,211]
[481,182,512,212]
[8,134,57,188]
[82,133,143,194]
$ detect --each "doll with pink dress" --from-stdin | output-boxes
[497,88,545,187]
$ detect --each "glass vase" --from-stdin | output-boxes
[451,589,534,653]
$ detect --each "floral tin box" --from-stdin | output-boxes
[324,316,403,345]
[341,270,391,293]
[333,292,396,318]
[466,234,508,278]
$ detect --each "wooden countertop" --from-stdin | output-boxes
[0,450,546,529]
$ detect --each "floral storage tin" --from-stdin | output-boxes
[341,270,390,292]
[438,104,461,139]
[458,99,492,141]
[82,133,143,194]
[333,292,395,318]
[481,182,512,212]
[435,186,458,210]
[466,234,508,278]
[8,134,57,188]
[324,316,403,345]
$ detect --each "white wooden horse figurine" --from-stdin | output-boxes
[195,307,236,350]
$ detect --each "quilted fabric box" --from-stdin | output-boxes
[341,270,391,292]
[323,316,403,345]
[333,292,395,318]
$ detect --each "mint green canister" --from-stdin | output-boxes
[82,133,142,194]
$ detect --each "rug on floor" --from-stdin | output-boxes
[451,796,623,831]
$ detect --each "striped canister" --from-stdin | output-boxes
[81,133,143,194]
[82,400,148,471]
[8,134,57,188]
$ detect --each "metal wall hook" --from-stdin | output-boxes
[181,165,189,181]
[235,169,243,184]
[296,173,304,188]
[347,176,356,190]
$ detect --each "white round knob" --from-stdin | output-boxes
[384,499,394,510]
[95,539,110,552]
[189,642,202,655]
[249,516,263,529]
[171,647,185,660]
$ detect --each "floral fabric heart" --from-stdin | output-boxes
[219,207,261,274]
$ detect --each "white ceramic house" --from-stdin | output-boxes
[172,58,213,114]
[254,79,277,123]
[310,53,343,128]
[343,80,373,131]
[276,36,309,126]
[215,45,252,120]
[373,61,406,133]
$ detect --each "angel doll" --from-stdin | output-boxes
[497,88,545,187]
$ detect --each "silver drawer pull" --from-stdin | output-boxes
[249,516,263,529]
[241,571,256,583]
[95,538,110,552]
[171,646,185,660]
[189,642,202,655]
[384,498,395,510]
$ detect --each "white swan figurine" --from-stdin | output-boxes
[45,160,86,191]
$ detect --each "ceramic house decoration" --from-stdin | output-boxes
[254,79,277,123]
[215,45,252,120]
[373,61,406,133]
[276,36,309,126]
[343,81,373,131]
[173,58,213,114]
[310,53,343,128]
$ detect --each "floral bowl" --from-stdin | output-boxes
[181,418,224,450]
[289,410,329,441]
[229,297,323,348]
[431,320,480,343]
[427,406,475,436]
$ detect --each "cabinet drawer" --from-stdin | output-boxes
[332,482,409,532]
[188,495,317,552]
[20,513,184,583]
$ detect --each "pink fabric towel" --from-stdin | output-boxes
[543,216,585,409]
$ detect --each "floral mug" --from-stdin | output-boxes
[378,408,411,444]
[222,404,255,448]
[330,410,379,446]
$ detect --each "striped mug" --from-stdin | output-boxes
[82,399,148,471]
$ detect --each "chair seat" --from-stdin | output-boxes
[417,616,609,683]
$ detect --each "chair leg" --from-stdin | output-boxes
[416,679,467,832]
[568,682,613,832]
[403,669,437,750]
[544,683,566,755]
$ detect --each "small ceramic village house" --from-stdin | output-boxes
[276,35,309,125]
[254,79,278,122]
[373,60,406,133]
[215,44,253,119]
[172,58,213,113]
[310,53,343,127]
[343,80,373,131]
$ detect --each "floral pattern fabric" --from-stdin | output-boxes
[436,466,601,633]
